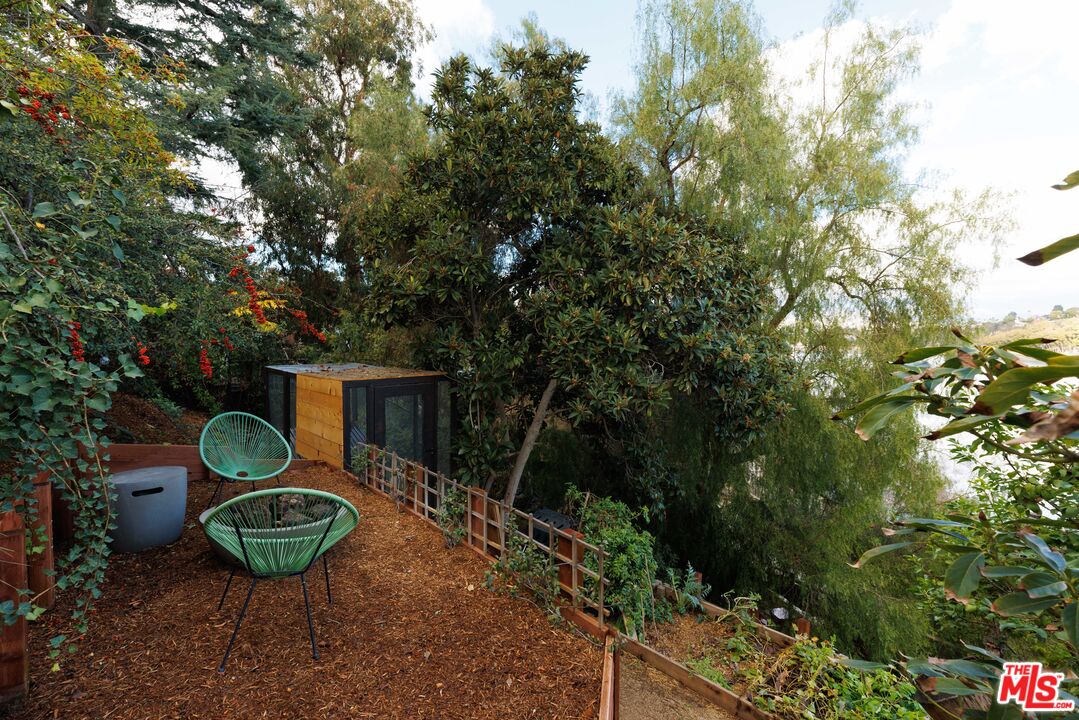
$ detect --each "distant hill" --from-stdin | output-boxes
[977,308,1079,354]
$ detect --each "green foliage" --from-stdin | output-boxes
[0,5,322,653]
[434,485,467,548]
[609,0,999,664]
[666,564,711,615]
[74,0,313,182]
[846,223,1079,707]
[754,639,925,720]
[638,391,939,660]
[251,0,429,325]
[682,596,924,719]
[484,523,561,622]
[357,43,788,498]
[565,486,670,637]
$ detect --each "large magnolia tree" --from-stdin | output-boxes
[356,46,788,503]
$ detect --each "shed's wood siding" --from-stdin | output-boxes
[294,375,345,467]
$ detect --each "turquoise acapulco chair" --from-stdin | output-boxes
[205,488,359,671]
[200,411,292,509]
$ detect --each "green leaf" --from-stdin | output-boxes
[832,391,903,421]
[1020,532,1066,573]
[83,395,110,413]
[1051,169,1079,191]
[991,592,1062,616]
[944,552,985,600]
[111,188,126,207]
[838,658,890,671]
[971,359,1079,414]
[928,677,984,696]
[892,345,959,363]
[1018,232,1079,266]
[849,541,914,569]
[980,566,1035,579]
[855,396,925,440]
[112,242,125,262]
[1025,580,1067,599]
[924,416,995,440]
[31,202,58,218]
[935,659,1000,680]
[1063,602,1079,650]
[66,191,92,208]
[985,701,1026,720]
[106,215,121,230]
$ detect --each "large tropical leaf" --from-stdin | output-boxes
[892,345,959,364]
[849,541,914,569]
[971,358,1079,415]
[1064,602,1079,651]
[1018,232,1079,266]
[1051,169,1079,191]
[854,396,926,439]
[991,592,1062,617]
[944,552,985,601]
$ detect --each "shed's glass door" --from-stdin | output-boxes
[373,384,436,469]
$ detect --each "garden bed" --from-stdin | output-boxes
[15,464,602,719]
[638,606,927,720]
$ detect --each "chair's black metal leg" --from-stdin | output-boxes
[300,572,319,660]
[217,567,237,611]
[219,578,257,672]
[205,475,225,510]
[250,481,256,493]
[322,554,332,605]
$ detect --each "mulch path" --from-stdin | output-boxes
[13,465,602,719]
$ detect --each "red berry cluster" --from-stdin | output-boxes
[227,247,269,325]
[289,308,326,343]
[207,327,235,351]
[198,346,213,379]
[15,85,74,137]
[68,321,85,362]
[136,341,150,366]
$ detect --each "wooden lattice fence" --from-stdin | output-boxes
[350,443,609,629]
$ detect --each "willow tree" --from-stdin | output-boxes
[356,46,788,504]
[610,0,1008,657]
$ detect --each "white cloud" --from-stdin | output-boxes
[765,1,1079,320]
[413,0,496,99]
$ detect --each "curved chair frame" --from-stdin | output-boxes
[200,411,293,508]
[205,488,359,672]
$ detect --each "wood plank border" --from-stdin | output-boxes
[105,444,319,483]
[619,635,777,720]
[599,634,619,720]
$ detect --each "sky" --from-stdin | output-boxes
[412,0,1079,321]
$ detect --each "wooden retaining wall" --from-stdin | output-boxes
[0,512,28,704]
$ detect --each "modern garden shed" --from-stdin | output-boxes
[264,364,452,474]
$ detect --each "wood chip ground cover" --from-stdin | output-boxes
[13,465,602,719]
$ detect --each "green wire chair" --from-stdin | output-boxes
[205,488,359,671]
[200,411,292,509]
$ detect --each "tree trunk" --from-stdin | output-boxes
[502,378,558,507]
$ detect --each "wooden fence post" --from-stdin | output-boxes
[0,511,28,704]
[27,474,54,611]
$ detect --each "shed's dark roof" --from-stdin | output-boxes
[266,363,443,382]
